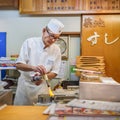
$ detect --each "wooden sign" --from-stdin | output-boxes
[81,15,120,83]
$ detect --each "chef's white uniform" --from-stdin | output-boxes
[14,37,61,105]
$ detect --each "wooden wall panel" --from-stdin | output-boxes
[81,15,120,83]
[0,0,18,9]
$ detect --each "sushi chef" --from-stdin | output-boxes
[14,18,64,105]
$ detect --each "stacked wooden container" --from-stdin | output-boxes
[75,56,106,82]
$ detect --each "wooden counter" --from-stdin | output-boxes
[0,105,48,120]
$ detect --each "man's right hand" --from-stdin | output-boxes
[33,65,47,75]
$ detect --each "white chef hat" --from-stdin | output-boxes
[47,19,64,35]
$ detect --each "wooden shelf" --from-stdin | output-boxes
[19,10,120,15]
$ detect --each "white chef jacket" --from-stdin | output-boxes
[14,37,61,105]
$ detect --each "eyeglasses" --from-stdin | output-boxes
[46,27,59,41]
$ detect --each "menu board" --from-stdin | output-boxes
[20,0,120,14]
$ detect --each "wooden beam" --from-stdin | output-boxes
[61,32,80,36]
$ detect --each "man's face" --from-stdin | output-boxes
[43,27,60,47]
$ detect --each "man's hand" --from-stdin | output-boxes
[31,72,43,86]
[33,65,47,75]
[34,79,43,86]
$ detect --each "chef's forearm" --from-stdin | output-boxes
[47,72,57,80]
[15,63,35,71]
